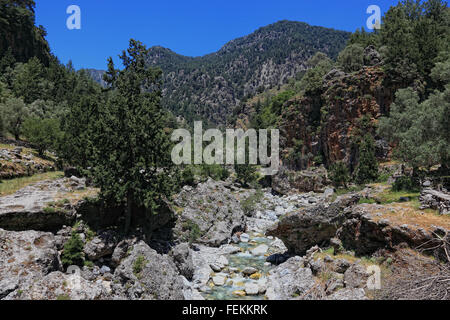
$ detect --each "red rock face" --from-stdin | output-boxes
[279,66,396,171]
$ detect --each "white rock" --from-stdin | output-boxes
[251,244,269,256]
[240,233,250,243]
[245,283,259,295]
[216,255,229,268]
[212,275,227,286]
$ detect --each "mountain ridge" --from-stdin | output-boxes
[88,20,350,124]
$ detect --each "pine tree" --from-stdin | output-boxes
[329,161,350,188]
[355,134,379,185]
[91,39,177,233]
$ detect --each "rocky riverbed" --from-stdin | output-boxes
[0,176,448,300]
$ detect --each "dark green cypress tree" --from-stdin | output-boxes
[92,39,177,233]
[355,134,379,185]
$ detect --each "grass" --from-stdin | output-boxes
[133,255,148,278]
[0,171,64,196]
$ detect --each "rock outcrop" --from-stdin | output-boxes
[267,194,360,255]
[419,189,450,215]
[337,204,450,261]
[272,166,330,195]
[0,177,89,232]
[0,228,61,299]
[112,241,185,300]
[173,179,246,247]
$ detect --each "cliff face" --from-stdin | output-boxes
[280,65,395,171]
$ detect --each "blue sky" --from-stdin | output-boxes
[35,0,399,70]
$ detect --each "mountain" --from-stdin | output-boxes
[88,20,350,125]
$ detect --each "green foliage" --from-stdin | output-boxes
[89,40,177,232]
[380,0,450,88]
[0,96,28,140]
[181,220,202,244]
[392,176,419,192]
[241,189,264,216]
[329,161,350,188]
[133,255,147,278]
[298,52,334,94]
[22,117,62,155]
[200,164,230,181]
[182,167,195,186]
[235,164,258,187]
[61,232,84,267]
[337,44,365,73]
[378,82,450,170]
[355,134,379,185]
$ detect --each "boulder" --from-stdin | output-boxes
[0,229,61,299]
[112,241,185,300]
[169,243,195,280]
[265,256,315,300]
[344,263,369,289]
[327,288,367,300]
[267,194,360,255]
[83,230,119,261]
[173,179,246,247]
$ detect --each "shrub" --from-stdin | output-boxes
[133,255,147,278]
[241,189,264,216]
[182,167,195,186]
[392,176,419,192]
[235,164,258,187]
[61,232,84,267]
[329,161,350,188]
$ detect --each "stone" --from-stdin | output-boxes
[250,273,262,280]
[240,233,250,243]
[232,290,246,297]
[267,194,360,255]
[327,288,367,300]
[265,257,315,300]
[266,253,289,265]
[210,264,222,272]
[333,259,351,274]
[244,283,259,295]
[170,243,195,280]
[242,267,258,276]
[212,275,227,286]
[112,241,185,300]
[251,244,269,256]
[0,229,61,299]
[344,264,369,289]
[83,230,118,261]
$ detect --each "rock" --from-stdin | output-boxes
[308,258,325,275]
[251,244,269,256]
[212,275,227,286]
[267,194,360,255]
[419,189,450,215]
[112,241,184,300]
[216,255,229,268]
[0,229,61,299]
[173,179,246,246]
[242,267,258,276]
[5,271,111,300]
[210,264,222,272]
[333,259,351,274]
[337,204,450,261]
[265,257,315,300]
[266,253,289,265]
[324,68,346,81]
[423,180,432,188]
[100,266,111,275]
[240,233,250,243]
[327,288,367,300]
[244,283,259,295]
[250,272,262,280]
[344,264,369,289]
[83,230,118,261]
[324,188,335,200]
[111,239,133,267]
[0,179,81,232]
[170,243,195,281]
[330,237,343,255]
[325,278,345,295]
[324,255,333,263]
[232,290,246,297]
[272,166,330,195]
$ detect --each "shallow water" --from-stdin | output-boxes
[201,233,276,300]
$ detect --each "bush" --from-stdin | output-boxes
[355,134,379,185]
[329,161,350,188]
[182,167,195,186]
[61,232,84,267]
[22,117,62,156]
[392,176,419,192]
[241,189,264,216]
